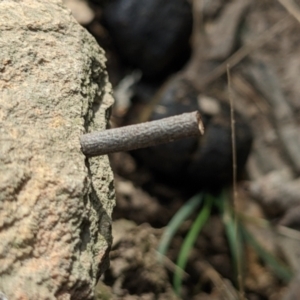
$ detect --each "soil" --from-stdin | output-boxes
[66,0,300,299]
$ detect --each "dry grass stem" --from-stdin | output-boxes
[201,16,292,88]
[278,0,300,24]
[227,65,246,300]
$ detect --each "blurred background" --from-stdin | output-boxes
[64,0,300,299]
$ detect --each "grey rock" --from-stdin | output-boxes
[0,1,115,299]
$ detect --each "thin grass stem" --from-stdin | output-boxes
[157,193,203,261]
[173,194,213,295]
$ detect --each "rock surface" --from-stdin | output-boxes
[0,1,115,299]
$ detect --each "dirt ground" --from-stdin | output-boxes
[66,0,300,299]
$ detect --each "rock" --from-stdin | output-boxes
[132,76,199,180]
[131,74,253,190]
[63,0,95,25]
[102,0,192,78]
[0,1,115,299]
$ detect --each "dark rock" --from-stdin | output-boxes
[102,0,193,78]
[131,76,199,179]
[186,106,253,189]
[132,75,253,191]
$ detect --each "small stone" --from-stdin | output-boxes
[63,0,95,25]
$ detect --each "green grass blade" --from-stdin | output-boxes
[157,193,203,261]
[173,194,213,295]
[240,224,293,283]
[217,191,243,283]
